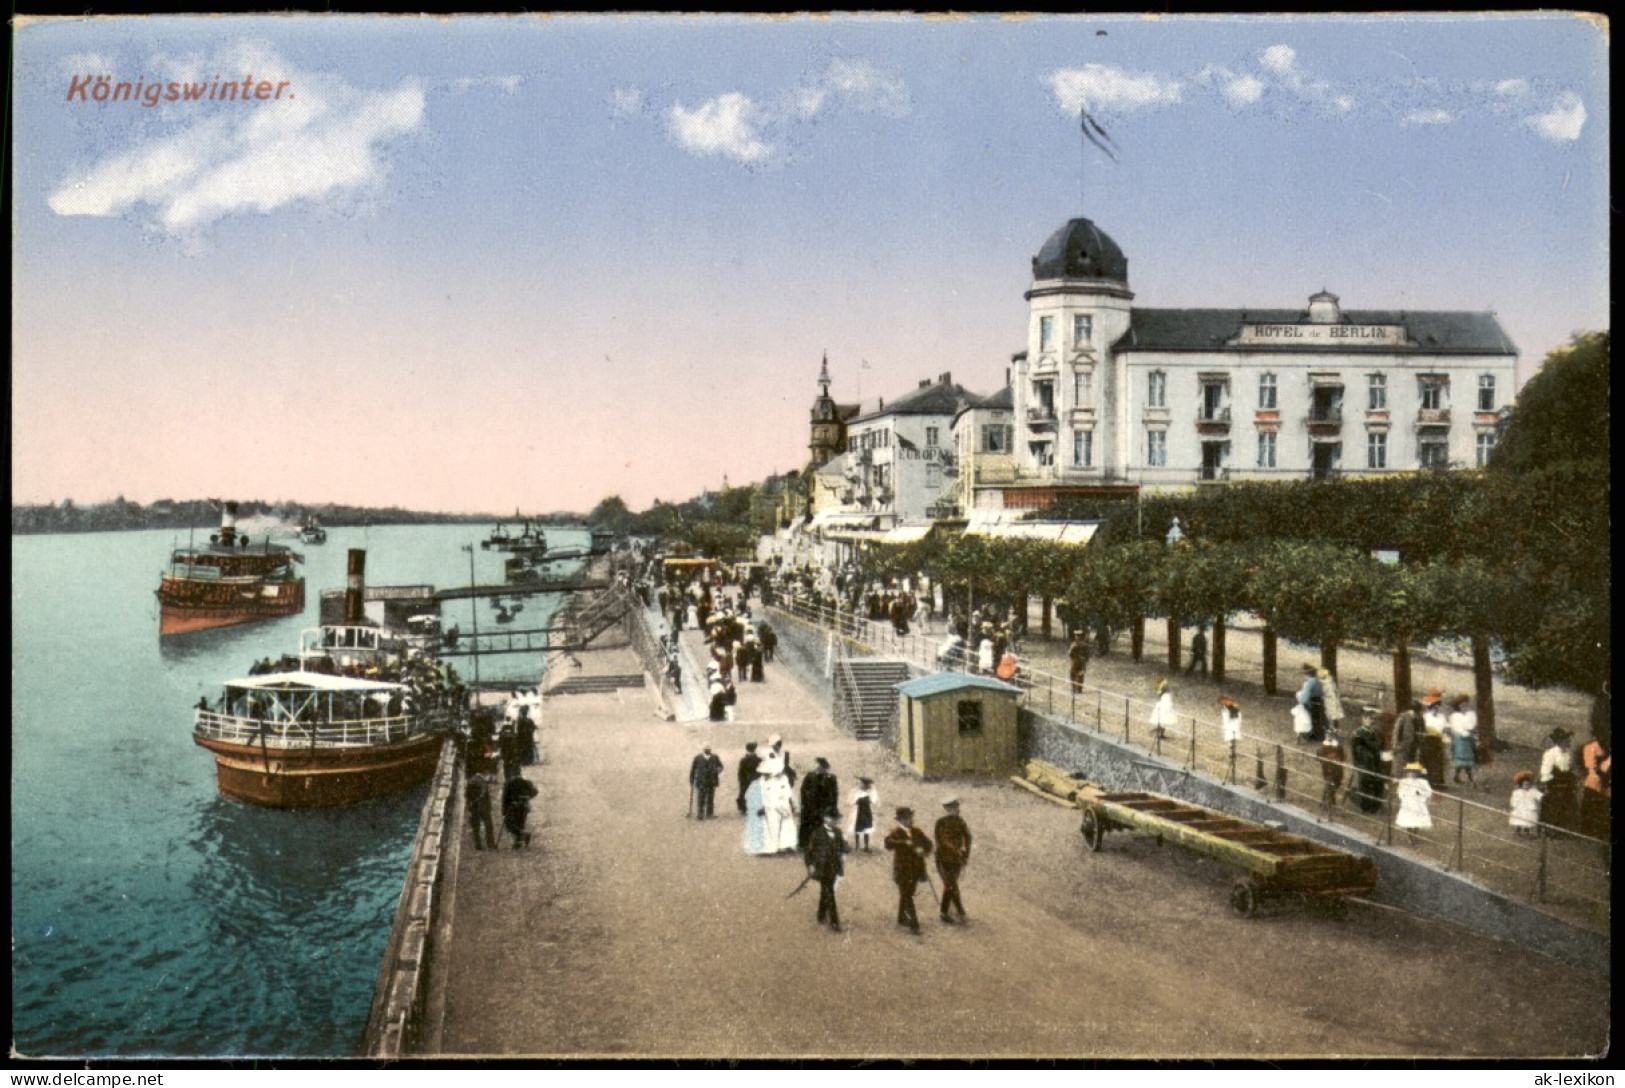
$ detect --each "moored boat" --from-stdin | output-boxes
[299,515,328,545]
[157,502,305,636]
[192,549,460,808]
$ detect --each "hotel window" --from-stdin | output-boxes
[1258,372,1277,410]
[1368,374,1387,411]
[1039,315,1054,351]
[1074,369,1092,406]
[981,424,1009,454]
[1419,436,1450,468]
[1073,313,1093,346]
[1147,370,1167,409]
[1029,441,1055,467]
[1199,378,1229,422]
[1257,431,1276,468]
[1033,379,1056,415]
[925,426,939,447]
[1420,376,1447,411]
[1072,429,1093,468]
[1367,431,1387,469]
[1476,431,1497,467]
[1147,429,1167,467]
[1478,374,1496,412]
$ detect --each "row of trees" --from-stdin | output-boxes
[853,332,1610,738]
[10,496,491,535]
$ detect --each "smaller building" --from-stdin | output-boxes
[895,672,1022,779]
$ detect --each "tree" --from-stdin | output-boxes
[1489,330,1609,475]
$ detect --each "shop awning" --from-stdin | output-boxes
[880,524,934,545]
[963,516,1098,546]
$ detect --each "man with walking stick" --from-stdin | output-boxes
[884,806,934,933]
[800,809,847,932]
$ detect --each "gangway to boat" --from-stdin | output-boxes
[433,578,609,602]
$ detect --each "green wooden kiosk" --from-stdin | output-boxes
[894,672,1022,779]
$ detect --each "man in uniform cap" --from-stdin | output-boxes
[804,809,847,932]
[933,798,973,923]
[884,806,933,932]
[798,756,839,852]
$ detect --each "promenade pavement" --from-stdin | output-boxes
[428,624,1607,1059]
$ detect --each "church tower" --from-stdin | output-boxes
[808,354,847,470]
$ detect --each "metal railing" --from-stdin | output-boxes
[769,594,1610,928]
[194,709,446,748]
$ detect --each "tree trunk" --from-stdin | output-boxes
[1473,634,1496,758]
[1320,637,1339,677]
[1393,642,1412,710]
[1262,625,1278,695]
[1167,617,1182,673]
[1212,616,1227,683]
[1095,622,1112,657]
[1131,615,1145,662]
[1041,595,1053,640]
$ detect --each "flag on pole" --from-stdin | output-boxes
[1080,107,1119,161]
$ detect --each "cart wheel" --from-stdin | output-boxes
[1230,878,1261,918]
[1081,809,1105,852]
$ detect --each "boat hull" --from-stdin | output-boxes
[194,732,445,808]
[158,580,305,636]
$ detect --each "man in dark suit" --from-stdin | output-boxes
[884,807,933,932]
[736,742,761,815]
[798,756,839,850]
[689,745,723,819]
[804,810,847,932]
[933,798,973,923]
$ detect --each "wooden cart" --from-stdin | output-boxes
[1077,788,1378,916]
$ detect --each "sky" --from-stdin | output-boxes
[11,13,1609,515]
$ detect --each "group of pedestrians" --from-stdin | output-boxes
[462,698,541,851]
[691,738,976,934]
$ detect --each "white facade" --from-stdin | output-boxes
[1006,220,1518,496]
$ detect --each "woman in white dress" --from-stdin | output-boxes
[759,759,798,854]
[1319,667,1344,734]
[1395,763,1434,844]
[1149,680,1176,737]
[742,772,770,855]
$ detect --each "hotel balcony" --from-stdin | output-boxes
[1417,408,1451,427]
[1026,406,1058,431]
[1195,406,1231,434]
[1306,410,1343,438]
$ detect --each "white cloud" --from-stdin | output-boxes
[660,58,909,167]
[821,58,911,116]
[1223,74,1264,107]
[1494,78,1530,98]
[667,92,773,163]
[1047,64,1183,113]
[450,74,521,95]
[48,43,425,232]
[1404,108,1453,125]
[1260,44,1297,74]
[1331,94,1355,113]
[1526,91,1586,141]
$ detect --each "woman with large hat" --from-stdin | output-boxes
[1539,727,1577,832]
[1417,689,1449,790]
[1395,763,1433,845]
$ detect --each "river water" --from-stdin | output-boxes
[10,523,586,1057]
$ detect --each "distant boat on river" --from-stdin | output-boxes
[156,502,305,636]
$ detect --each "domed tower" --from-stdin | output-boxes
[1015,217,1135,479]
[807,354,847,471]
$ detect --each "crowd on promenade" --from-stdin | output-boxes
[689,736,973,934]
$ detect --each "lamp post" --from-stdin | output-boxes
[461,544,481,685]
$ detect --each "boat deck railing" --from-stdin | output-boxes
[195,709,447,749]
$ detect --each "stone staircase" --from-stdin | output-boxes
[548,673,647,696]
[835,659,912,741]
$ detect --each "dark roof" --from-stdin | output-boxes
[852,380,976,422]
[1115,309,1517,355]
[835,403,863,422]
[951,385,1012,425]
[1032,218,1129,283]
